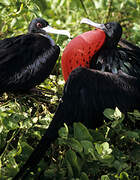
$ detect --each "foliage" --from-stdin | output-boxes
[0,0,140,179]
[1,103,140,179]
[40,108,140,180]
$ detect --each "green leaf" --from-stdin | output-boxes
[2,117,19,130]
[74,122,93,142]
[95,143,102,155]
[16,142,22,156]
[0,124,4,133]
[15,3,23,15]
[95,142,114,163]
[0,0,10,5]
[10,18,17,28]
[90,129,106,141]
[125,130,139,139]
[101,175,110,180]
[120,172,130,180]
[1,24,8,33]
[103,107,124,122]
[130,145,140,162]
[101,142,112,155]
[67,138,83,153]
[94,0,105,9]
[80,140,97,160]
[100,154,114,164]
[128,110,140,120]
[18,142,33,162]
[103,108,115,120]
[80,172,89,180]
[65,149,80,177]
[58,123,69,140]
[114,107,121,117]
[113,160,129,173]
[66,160,74,178]
[114,107,123,120]
[44,166,57,179]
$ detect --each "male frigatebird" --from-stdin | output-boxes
[0,18,70,94]
[13,19,140,179]
[62,18,140,80]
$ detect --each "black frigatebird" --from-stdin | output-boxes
[0,18,70,94]
[59,18,140,128]
[62,18,140,80]
[13,18,140,179]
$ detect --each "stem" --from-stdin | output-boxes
[79,0,89,17]
[0,128,21,161]
[106,0,113,22]
[91,0,95,7]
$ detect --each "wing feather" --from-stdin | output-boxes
[61,67,140,128]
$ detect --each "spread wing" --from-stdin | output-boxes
[0,34,60,92]
[61,67,140,128]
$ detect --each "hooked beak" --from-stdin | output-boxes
[42,26,70,38]
[80,18,106,31]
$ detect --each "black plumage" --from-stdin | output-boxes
[87,21,140,78]
[13,20,140,179]
[0,18,61,93]
[58,19,140,128]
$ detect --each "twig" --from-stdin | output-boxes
[0,128,21,161]
[106,0,113,22]
[79,0,89,17]
[91,0,95,7]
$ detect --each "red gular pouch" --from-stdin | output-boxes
[61,29,106,81]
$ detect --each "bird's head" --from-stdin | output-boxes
[28,18,70,38]
[80,18,122,47]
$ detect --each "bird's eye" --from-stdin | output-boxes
[37,23,43,28]
[105,24,111,29]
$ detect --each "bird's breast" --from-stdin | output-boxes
[61,29,106,81]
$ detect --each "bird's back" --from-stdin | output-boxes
[0,34,60,93]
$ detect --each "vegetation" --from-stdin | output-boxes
[0,0,140,179]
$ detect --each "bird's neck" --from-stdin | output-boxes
[39,33,56,46]
[104,36,120,49]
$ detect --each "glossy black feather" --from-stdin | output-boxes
[119,38,140,53]
[91,44,140,78]
[60,67,140,127]
[88,22,140,78]
[0,18,60,93]
[119,38,140,76]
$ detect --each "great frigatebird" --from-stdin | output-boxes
[13,18,140,179]
[0,18,70,94]
[62,18,140,80]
